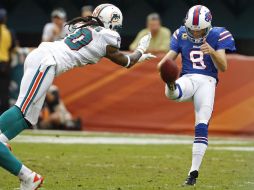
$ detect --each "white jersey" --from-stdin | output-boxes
[38,26,121,75]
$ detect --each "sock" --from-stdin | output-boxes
[189,143,207,174]
[189,123,208,174]
[0,142,22,175]
[0,106,29,140]
[18,165,33,181]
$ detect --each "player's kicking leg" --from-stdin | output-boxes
[165,75,195,102]
[0,49,55,189]
[183,75,216,186]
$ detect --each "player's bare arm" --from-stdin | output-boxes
[106,32,156,68]
[105,46,142,68]
[200,41,227,72]
[158,50,179,66]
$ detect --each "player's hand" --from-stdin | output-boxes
[138,53,156,62]
[200,39,215,55]
[136,32,152,54]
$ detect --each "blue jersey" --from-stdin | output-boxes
[170,26,236,80]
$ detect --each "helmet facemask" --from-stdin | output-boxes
[185,26,211,43]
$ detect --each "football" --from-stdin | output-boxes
[157,58,179,83]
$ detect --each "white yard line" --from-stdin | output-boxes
[13,135,252,146]
[210,147,254,152]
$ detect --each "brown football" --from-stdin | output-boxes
[157,58,179,83]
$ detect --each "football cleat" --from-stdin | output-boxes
[183,170,199,186]
[167,82,176,91]
[20,172,44,190]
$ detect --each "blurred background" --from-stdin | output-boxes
[1,0,254,54]
[0,0,254,135]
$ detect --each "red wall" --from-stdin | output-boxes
[54,54,254,135]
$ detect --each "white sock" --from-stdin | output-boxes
[0,133,9,143]
[189,143,207,174]
[18,165,33,181]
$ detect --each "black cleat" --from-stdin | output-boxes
[167,82,176,91]
[183,170,199,186]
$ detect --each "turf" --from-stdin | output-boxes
[0,135,253,190]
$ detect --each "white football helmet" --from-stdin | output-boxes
[184,5,212,43]
[92,4,123,33]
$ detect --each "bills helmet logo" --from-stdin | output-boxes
[205,11,212,22]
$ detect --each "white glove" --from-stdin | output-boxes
[138,53,156,62]
[136,32,152,54]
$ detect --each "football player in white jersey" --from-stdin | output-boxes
[0,4,154,190]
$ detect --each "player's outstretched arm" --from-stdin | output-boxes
[106,46,140,68]
[105,32,155,68]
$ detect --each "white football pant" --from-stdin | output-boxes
[15,48,56,125]
[165,74,216,125]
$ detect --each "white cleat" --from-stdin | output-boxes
[20,172,44,190]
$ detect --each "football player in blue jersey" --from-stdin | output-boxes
[158,5,236,186]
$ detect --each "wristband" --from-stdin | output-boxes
[136,48,144,54]
[125,55,131,68]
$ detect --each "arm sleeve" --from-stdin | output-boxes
[170,29,180,53]
[216,29,236,52]
[129,29,146,51]
[103,30,121,49]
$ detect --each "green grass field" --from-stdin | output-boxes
[0,131,253,190]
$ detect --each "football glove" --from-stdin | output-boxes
[138,53,156,62]
[136,32,152,54]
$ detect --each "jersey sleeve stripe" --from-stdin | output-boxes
[173,29,179,40]
[218,34,232,41]
[176,29,179,35]
[219,31,230,36]
[173,32,177,39]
